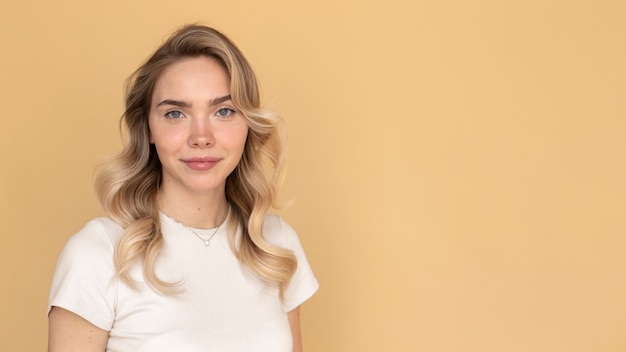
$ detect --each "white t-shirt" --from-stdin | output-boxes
[48,213,319,352]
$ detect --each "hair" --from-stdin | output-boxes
[95,24,296,298]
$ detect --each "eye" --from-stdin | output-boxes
[165,110,183,119]
[216,107,236,118]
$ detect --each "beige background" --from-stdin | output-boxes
[1,0,625,351]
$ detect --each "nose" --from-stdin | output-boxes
[188,118,214,147]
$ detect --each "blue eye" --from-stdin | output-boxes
[216,107,235,118]
[165,110,183,119]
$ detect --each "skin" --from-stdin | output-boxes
[48,56,304,351]
[289,306,303,352]
[48,307,108,352]
[149,56,248,228]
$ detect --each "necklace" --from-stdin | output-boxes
[162,209,229,247]
[188,225,221,246]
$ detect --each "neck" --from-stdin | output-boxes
[157,188,229,229]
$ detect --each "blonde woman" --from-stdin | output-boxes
[48,24,318,352]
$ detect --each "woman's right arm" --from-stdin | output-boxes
[48,306,109,352]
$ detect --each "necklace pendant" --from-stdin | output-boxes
[204,240,211,246]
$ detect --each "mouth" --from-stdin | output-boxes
[182,156,222,170]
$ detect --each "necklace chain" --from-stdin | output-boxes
[187,226,220,246]
[162,208,229,247]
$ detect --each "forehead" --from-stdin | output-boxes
[151,56,230,102]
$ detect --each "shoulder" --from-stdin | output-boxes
[262,214,319,311]
[262,214,299,249]
[49,218,122,330]
[60,217,123,261]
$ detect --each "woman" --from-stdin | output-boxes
[48,24,318,352]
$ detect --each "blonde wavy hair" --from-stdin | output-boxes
[95,24,296,298]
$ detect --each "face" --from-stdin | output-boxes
[148,56,249,197]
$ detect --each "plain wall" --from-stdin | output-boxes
[1,0,625,351]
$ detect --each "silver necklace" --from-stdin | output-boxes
[164,209,228,247]
[188,226,221,246]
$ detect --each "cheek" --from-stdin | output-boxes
[236,128,250,152]
[151,127,186,147]
[222,121,248,148]
[227,127,248,165]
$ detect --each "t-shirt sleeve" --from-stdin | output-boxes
[47,219,118,331]
[273,216,319,312]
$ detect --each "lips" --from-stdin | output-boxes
[182,156,221,171]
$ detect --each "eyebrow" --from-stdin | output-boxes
[156,95,232,108]
[210,95,232,106]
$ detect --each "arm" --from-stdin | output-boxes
[48,306,109,352]
[288,306,302,352]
